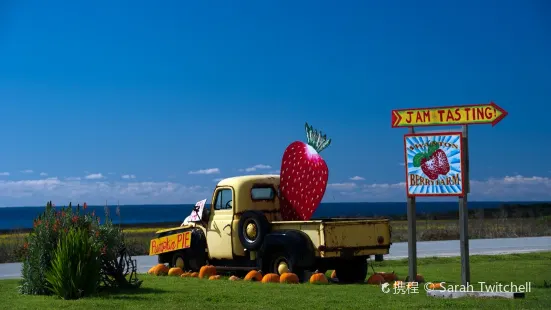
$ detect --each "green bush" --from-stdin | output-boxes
[19,201,127,296]
[45,227,101,299]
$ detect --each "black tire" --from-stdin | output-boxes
[238,211,270,250]
[266,251,306,282]
[187,230,207,271]
[335,258,368,284]
[170,251,187,269]
[158,253,169,265]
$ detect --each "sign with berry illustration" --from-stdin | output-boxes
[404,132,464,196]
[279,123,331,221]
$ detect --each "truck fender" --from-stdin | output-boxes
[258,230,316,269]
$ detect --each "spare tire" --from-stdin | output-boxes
[238,211,270,251]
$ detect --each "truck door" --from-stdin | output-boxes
[206,187,234,260]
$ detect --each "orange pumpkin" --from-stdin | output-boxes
[229,275,241,281]
[309,272,328,284]
[330,270,337,279]
[376,271,398,282]
[180,272,191,278]
[148,264,165,275]
[199,265,217,279]
[428,282,445,289]
[209,275,221,280]
[168,267,184,276]
[190,272,199,278]
[244,270,263,282]
[261,273,280,283]
[280,272,299,284]
[366,274,385,285]
[151,264,170,276]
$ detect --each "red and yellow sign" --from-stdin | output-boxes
[149,231,192,255]
[391,102,507,128]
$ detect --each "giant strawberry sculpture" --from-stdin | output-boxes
[279,123,332,221]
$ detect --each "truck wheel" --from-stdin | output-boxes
[186,233,207,272]
[238,211,270,251]
[335,258,368,284]
[171,251,187,269]
[267,252,305,282]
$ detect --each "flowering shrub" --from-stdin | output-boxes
[45,227,102,299]
[19,201,126,297]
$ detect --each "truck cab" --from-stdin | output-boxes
[150,174,392,283]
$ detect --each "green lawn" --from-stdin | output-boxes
[1,252,550,309]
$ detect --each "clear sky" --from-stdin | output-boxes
[1,0,550,206]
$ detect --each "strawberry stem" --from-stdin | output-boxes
[305,122,331,153]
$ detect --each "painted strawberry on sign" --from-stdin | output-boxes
[279,123,332,221]
[413,142,450,180]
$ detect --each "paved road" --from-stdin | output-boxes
[1,236,549,279]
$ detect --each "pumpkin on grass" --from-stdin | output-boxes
[376,271,398,282]
[190,272,199,278]
[309,271,328,284]
[229,275,241,281]
[244,270,263,282]
[168,267,184,276]
[280,272,299,284]
[199,265,217,279]
[428,282,445,290]
[148,264,165,275]
[209,275,221,280]
[151,264,170,276]
[261,273,280,283]
[330,270,337,279]
[366,274,385,285]
[180,272,192,278]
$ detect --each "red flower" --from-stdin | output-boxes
[23,242,28,250]
[53,223,58,232]
[72,215,78,223]
[91,210,95,217]
[95,231,100,237]
[83,202,87,210]
[61,211,66,217]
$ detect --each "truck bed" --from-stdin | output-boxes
[271,218,391,258]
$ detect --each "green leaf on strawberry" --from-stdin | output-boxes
[427,141,439,156]
[413,153,426,167]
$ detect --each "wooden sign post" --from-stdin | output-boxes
[392,101,508,286]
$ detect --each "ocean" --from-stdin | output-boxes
[0,201,541,231]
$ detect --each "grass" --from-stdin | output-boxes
[1,216,550,264]
[390,216,551,242]
[1,252,550,309]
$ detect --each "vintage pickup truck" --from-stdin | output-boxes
[149,174,391,283]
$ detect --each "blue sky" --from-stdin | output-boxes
[0,0,550,206]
